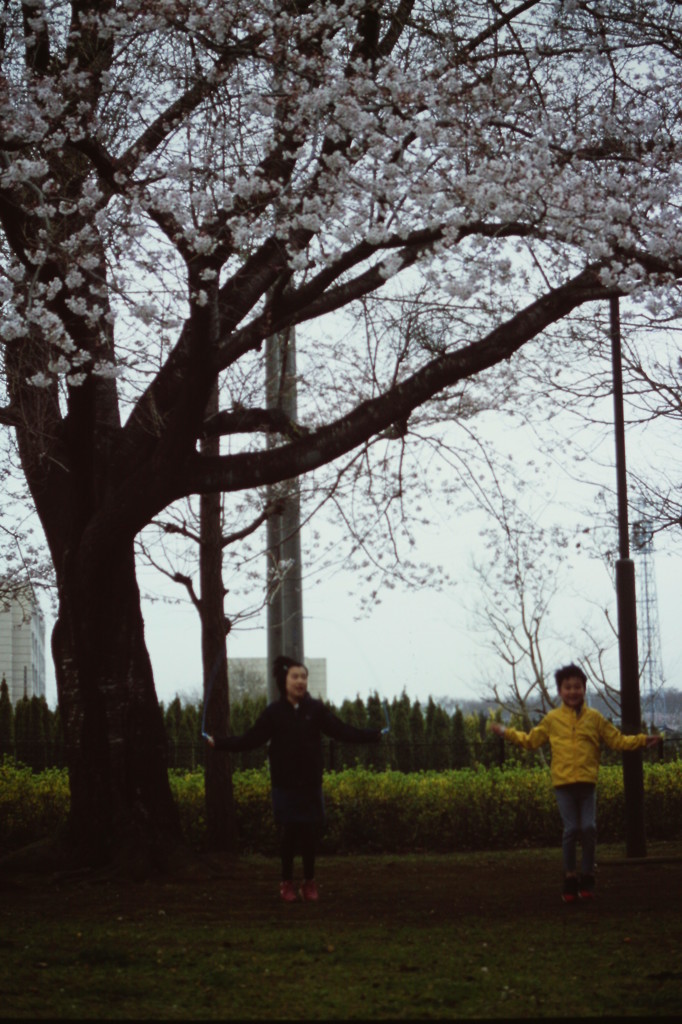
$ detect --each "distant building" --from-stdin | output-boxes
[229,657,327,701]
[0,587,46,706]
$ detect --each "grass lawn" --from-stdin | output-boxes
[1,842,681,1020]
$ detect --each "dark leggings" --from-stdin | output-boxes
[280,822,317,881]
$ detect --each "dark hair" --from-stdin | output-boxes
[272,654,308,696]
[554,663,587,690]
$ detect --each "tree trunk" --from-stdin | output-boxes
[200,609,238,853]
[52,544,182,873]
[200,385,238,852]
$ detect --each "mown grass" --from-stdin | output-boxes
[2,843,681,1019]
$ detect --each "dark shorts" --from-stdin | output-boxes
[271,785,325,825]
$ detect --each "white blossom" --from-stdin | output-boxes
[191,235,217,256]
[92,362,124,379]
[65,269,85,290]
[0,0,680,491]
[48,355,71,375]
[26,372,52,388]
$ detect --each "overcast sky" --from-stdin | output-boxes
[40,399,681,715]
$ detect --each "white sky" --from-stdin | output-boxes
[129,482,682,711]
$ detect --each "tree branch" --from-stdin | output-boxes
[201,406,309,441]
[185,263,614,497]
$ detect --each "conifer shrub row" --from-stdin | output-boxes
[2,759,681,855]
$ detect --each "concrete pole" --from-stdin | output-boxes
[265,325,304,702]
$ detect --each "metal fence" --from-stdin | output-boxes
[166,735,681,774]
[4,734,680,774]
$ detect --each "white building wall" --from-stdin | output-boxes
[12,600,31,703]
[0,590,47,706]
[0,608,12,699]
[31,606,46,700]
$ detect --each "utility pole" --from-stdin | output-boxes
[265,325,304,702]
[610,296,646,858]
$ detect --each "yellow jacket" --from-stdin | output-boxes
[503,704,648,787]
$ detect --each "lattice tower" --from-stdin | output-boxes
[631,518,666,728]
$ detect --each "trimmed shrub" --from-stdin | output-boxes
[2,760,681,856]
[168,762,682,854]
[232,768,278,854]
[171,762,682,853]
[641,760,682,840]
[168,769,206,846]
[0,758,70,851]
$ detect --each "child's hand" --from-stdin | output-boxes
[205,734,215,747]
[489,722,505,737]
[645,735,662,747]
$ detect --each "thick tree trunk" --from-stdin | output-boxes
[52,545,182,873]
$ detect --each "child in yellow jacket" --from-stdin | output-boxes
[490,663,661,902]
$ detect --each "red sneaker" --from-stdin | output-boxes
[299,879,319,902]
[579,874,595,900]
[561,875,579,903]
[279,880,297,903]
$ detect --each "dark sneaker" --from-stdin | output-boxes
[579,874,595,900]
[562,875,579,903]
[279,880,297,903]
[299,879,319,902]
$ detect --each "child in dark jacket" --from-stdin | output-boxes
[206,654,382,902]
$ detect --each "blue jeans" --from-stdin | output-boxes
[553,783,597,875]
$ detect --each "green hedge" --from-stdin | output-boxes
[221,763,682,854]
[0,759,70,851]
[2,758,681,856]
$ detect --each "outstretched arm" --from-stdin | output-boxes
[489,719,550,750]
[206,709,273,752]
[599,719,662,751]
[320,705,382,744]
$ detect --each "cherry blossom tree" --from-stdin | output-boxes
[1,0,681,869]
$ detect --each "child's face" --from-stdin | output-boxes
[285,666,309,705]
[559,676,586,709]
